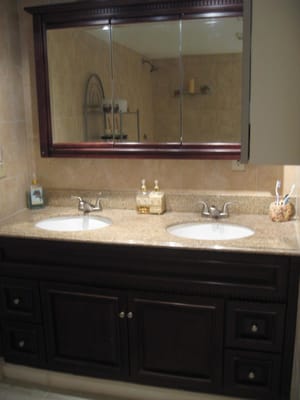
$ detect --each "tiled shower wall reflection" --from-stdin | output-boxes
[152,54,241,143]
[47,27,153,143]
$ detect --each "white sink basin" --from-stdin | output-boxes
[167,222,254,241]
[35,215,112,232]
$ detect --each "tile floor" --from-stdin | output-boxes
[0,382,121,400]
[0,382,245,400]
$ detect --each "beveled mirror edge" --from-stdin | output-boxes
[25,0,245,160]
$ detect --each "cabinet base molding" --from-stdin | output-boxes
[0,362,239,400]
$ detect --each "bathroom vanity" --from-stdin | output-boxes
[0,208,299,400]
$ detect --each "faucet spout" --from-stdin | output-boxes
[199,201,232,219]
[208,205,221,219]
[71,193,102,214]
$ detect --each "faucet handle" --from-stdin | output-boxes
[71,195,82,201]
[221,202,233,217]
[199,201,210,216]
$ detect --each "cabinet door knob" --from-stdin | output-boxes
[248,371,255,380]
[13,297,20,305]
[18,340,25,348]
[251,323,259,333]
[119,311,125,319]
[127,312,133,319]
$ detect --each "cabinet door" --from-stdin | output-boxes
[249,0,300,164]
[129,294,224,393]
[41,282,128,378]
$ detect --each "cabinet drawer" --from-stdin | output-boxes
[0,278,41,322]
[1,321,45,367]
[226,301,285,352]
[224,350,281,400]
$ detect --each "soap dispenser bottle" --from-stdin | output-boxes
[136,179,150,214]
[27,173,45,209]
[149,180,166,214]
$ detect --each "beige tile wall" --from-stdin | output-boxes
[0,0,29,221]
[46,25,241,145]
[152,53,241,143]
[48,26,153,143]
[48,27,113,142]
[6,0,294,204]
[112,29,154,142]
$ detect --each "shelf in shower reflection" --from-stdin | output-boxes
[100,134,128,141]
[174,85,212,97]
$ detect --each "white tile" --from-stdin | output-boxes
[0,382,48,400]
[45,393,87,400]
[2,363,48,387]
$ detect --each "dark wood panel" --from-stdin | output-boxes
[280,260,300,400]
[129,294,224,393]
[0,329,2,356]
[0,237,289,301]
[41,282,129,379]
[0,278,41,323]
[1,321,45,367]
[226,301,285,353]
[224,350,281,400]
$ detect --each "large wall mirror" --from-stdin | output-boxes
[26,0,250,159]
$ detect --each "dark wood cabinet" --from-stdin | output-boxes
[41,282,128,378]
[1,321,45,366]
[224,350,281,399]
[224,301,287,399]
[41,283,224,393]
[226,301,286,353]
[0,236,298,400]
[0,277,44,367]
[0,278,41,323]
[129,295,224,392]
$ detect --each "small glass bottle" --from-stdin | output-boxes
[27,173,45,209]
[149,180,166,214]
[136,179,150,214]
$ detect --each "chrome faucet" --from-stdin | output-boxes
[199,201,232,219]
[71,193,102,215]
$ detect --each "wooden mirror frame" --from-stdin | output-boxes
[26,0,247,160]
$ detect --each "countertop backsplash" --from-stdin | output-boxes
[45,189,281,215]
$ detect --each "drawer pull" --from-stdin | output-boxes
[13,298,21,305]
[18,340,25,348]
[251,323,259,333]
[127,312,133,319]
[248,371,256,380]
[119,311,125,319]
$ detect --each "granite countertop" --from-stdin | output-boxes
[0,206,299,255]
